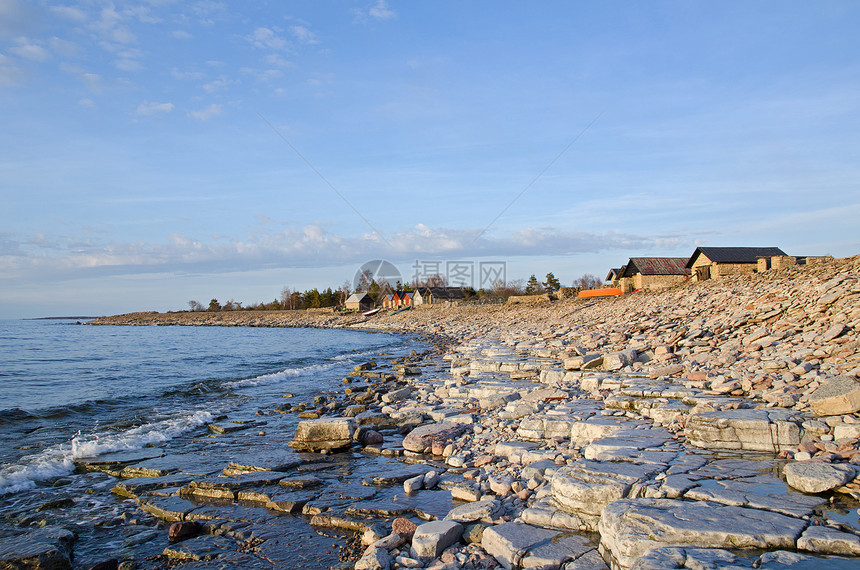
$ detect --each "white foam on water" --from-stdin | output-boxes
[0,409,214,495]
[228,361,340,388]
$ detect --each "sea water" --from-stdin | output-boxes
[0,318,422,566]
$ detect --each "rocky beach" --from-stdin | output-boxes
[4,254,860,570]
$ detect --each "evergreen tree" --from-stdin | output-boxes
[525,275,542,294]
[544,272,561,292]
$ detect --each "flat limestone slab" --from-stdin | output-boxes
[686,409,809,453]
[551,461,666,529]
[683,476,826,518]
[598,498,808,569]
[481,521,595,570]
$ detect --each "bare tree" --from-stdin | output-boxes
[356,269,374,292]
[280,287,292,310]
[188,300,204,312]
[572,273,603,290]
[339,280,351,306]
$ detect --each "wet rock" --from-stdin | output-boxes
[88,559,119,570]
[360,429,384,446]
[138,496,199,522]
[162,534,236,561]
[783,461,856,494]
[0,526,75,570]
[289,418,356,451]
[168,521,200,543]
[683,476,825,517]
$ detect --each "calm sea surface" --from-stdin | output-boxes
[0,318,423,567]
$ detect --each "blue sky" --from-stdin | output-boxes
[1,1,858,318]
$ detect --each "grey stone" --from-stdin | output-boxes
[783,462,856,494]
[445,497,502,523]
[354,546,394,570]
[402,422,465,453]
[481,522,560,569]
[809,376,860,416]
[797,525,860,556]
[629,547,744,570]
[604,349,638,371]
[410,520,463,559]
[551,461,666,529]
[563,549,609,569]
[598,499,807,569]
[289,418,356,451]
[382,386,411,404]
[683,476,826,517]
[685,409,808,453]
[163,535,235,561]
[0,527,75,570]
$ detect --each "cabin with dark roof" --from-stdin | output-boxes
[606,267,625,288]
[398,290,413,308]
[413,287,467,306]
[686,247,787,281]
[619,257,690,292]
[344,292,373,312]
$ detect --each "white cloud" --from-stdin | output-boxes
[248,27,287,51]
[50,5,88,23]
[172,29,193,40]
[10,40,51,62]
[290,25,317,45]
[78,97,94,108]
[0,53,24,86]
[264,54,293,68]
[202,76,232,93]
[0,223,681,284]
[136,101,174,115]
[48,37,82,58]
[240,67,282,81]
[79,72,102,92]
[188,103,223,120]
[369,0,396,20]
[171,67,204,80]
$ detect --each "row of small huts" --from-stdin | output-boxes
[606,246,833,293]
[344,286,467,312]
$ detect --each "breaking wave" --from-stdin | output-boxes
[0,409,215,495]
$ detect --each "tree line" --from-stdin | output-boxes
[187,272,605,312]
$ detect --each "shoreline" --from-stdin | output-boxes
[18,254,860,569]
